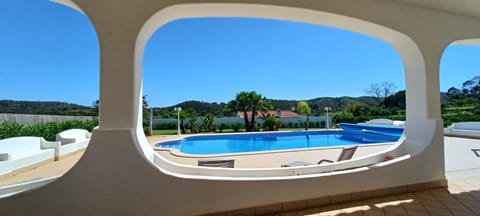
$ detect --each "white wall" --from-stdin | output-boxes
[2,0,480,215]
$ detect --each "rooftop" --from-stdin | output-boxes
[236,110,301,119]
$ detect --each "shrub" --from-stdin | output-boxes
[320,120,326,128]
[218,123,228,132]
[0,122,24,139]
[0,119,98,141]
[263,115,278,131]
[231,123,243,132]
[334,111,355,123]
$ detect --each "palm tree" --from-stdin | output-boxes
[226,91,273,132]
[226,92,251,131]
[248,93,273,131]
[179,108,195,134]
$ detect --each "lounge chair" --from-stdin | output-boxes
[198,157,235,168]
[281,146,358,167]
[472,149,480,157]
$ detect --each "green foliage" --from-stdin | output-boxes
[153,122,177,130]
[154,100,229,118]
[0,122,24,138]
[188,115,198,133]
[320,120,326,128]
[334,111,355,123]
[345,103,370,117]
[231,123,243,132]
[383,90,406,109]
[262,114,278,131]
[218,123,228,132]
[297,101,311,130]
[0,119,98,141]
[226,91,272,132]
[152,129,177,136]
[296,101,312,116]
[442,113,480,127]
[0,100,97,116]
[199,113,215,132]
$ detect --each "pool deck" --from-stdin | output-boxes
[150,134,393,168]
[0,135,479,215]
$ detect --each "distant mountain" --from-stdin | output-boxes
[153,96,379,117]
[0,95,391,118]
[270,96,377,113]
[153,100,229,118]
[0,100,97,116]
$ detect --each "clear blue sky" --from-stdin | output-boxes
[1,1,479,108]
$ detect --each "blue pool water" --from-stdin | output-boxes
[156,130,402,155]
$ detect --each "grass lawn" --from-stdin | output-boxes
[151,128,330,136]
[152,129,178,135]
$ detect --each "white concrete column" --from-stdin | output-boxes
[75,1,150,130]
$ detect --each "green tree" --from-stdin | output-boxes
[248,92,273,131]
[334,110,355,123]
[345,103,370,117]
[261,113,278,131]
[226,91,272,132]
[226,92,251,131]
[179,108,195,134]
[297,101,312,130]
[200,113,214,132]
[188,114,198,133]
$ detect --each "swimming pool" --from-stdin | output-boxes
[156,130,401,155]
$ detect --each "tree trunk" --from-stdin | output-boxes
[250,108,256,132]
[243,111,250,132]
[180,119,186,134]
[305,115,310,131]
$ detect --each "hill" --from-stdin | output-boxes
[153,96,379,118]
[0,95,390,118]
[0,100,97,116]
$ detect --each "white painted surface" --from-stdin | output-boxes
[2,0,480,215]
[444,122,480,138]
[55,129,91,158]
[0,137,57,177]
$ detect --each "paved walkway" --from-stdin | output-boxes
[273,136,480,216]
[0,151,84,187]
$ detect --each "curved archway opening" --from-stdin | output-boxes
[440,40,480,174]
[134,3,427,178]
[441,42,480,127]
[0,0,99,196]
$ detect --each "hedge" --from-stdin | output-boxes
[0,119,98,141]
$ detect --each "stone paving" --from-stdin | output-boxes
[266,178,480,216]
[270,136,480,216]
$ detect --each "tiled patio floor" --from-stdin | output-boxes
[269,178,480,216]
[269,136,480,216]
